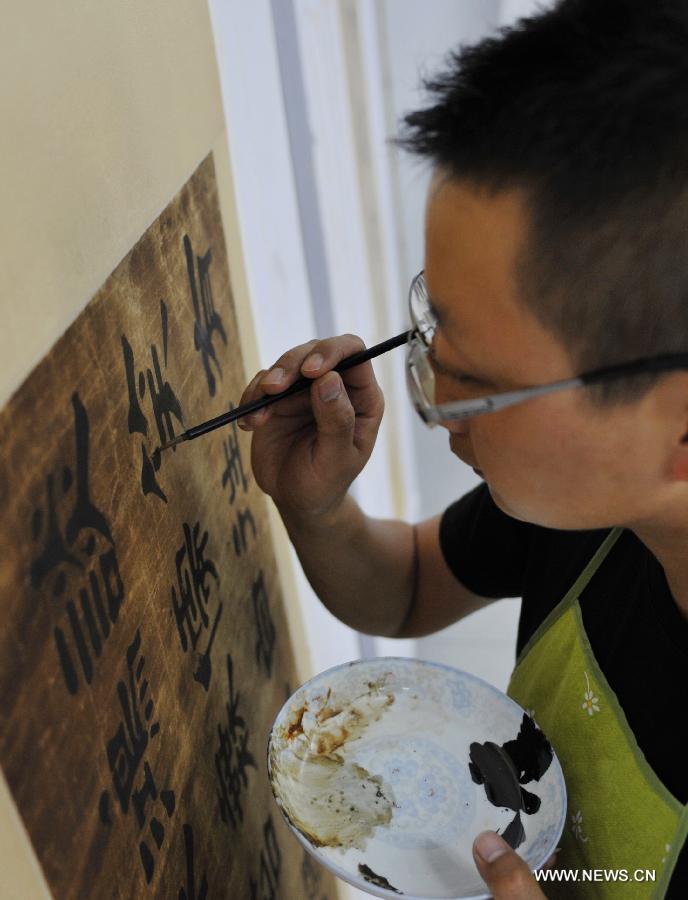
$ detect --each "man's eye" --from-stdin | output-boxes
[429,349,488,387]
[453,372,482,386]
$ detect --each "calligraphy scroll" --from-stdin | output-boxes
[0,153,336,900]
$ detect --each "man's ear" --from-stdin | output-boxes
[669,431,688,479]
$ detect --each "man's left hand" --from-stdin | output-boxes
[473,831,549,898]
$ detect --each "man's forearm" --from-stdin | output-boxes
[279,494,416,637]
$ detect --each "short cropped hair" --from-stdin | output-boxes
[397,0,688,404]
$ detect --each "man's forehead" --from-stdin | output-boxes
[425,175,527,270]
[423,175,574,381]
[424,179,525,328]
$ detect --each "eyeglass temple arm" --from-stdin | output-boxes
[580,353,688,384]
[432,376,586,421]
[432,352,688,422]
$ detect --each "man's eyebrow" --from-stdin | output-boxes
[429,344,496,385]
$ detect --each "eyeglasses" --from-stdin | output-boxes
[406,270,688,427]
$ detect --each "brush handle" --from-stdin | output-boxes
[183,330,411,443]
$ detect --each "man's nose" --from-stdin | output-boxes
[440,417,470,436]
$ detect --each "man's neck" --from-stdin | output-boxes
[630,519,688,621]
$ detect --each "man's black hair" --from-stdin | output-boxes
[397,0,688,404]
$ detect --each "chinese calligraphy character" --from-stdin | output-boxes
[171,521,222,691]
[30,393,124,695]
[98,629,176,885]
[302,850,330,900]
[121,299,183,503]
[249,815,281,900]
[221,415,248,504]
[215,655,256,829]
[184,234,226,397]
[220,414,256,556]
[252,570,276,679]
[232,507,256,557]
[178,823,208,900]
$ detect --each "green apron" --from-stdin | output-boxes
[507,528,688,898]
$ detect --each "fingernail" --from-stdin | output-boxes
[319,374,341,402]
[240,410,265,429]
[303,353,324,372]
[262,367,285,385]
[475,831,509,863]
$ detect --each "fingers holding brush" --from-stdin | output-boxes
[237,368,271,430]
[237,334,385,517]
[238,339,321,430]
[239,333,384,432]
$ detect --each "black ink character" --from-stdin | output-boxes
[232,507,256,557]
[178,823,208,900]
[215,655,257,829]
[30,393,124,695]
[221,414,248,505]
[252,570,276,679]
[469,713,553,849]
[171,521,222,691]
[184,234,226,397]
[191,605,222,693]
[121,298,183,503]
[98,628,175,884]
[249,815,281,900]
[302,850,332,900]
[103,629,156,811]
[220,416,256,556]
[135,762,176,883]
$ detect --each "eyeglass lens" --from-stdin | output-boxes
[409,273,437,346]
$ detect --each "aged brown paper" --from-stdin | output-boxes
[0,153,336,900]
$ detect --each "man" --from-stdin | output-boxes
[240,0,688,895]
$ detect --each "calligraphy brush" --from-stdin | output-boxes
[155,330,411,455]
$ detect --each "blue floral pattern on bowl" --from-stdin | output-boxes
[354,734,475,849]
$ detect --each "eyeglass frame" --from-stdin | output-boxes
[406,269,688,426]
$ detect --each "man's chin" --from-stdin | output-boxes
[448,436,485,478]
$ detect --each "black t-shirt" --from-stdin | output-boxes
[439,482,688,896]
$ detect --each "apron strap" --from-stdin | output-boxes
[515,527,624,665]
[561,526,624,606]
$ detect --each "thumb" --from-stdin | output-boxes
[473,831,547,899]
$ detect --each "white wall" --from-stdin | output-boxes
[208,4,555,898]
[374,0,524,692]
[376,0,498,523]
[209,0,532,679]
[208,0,369,679]
[500,0,554,26]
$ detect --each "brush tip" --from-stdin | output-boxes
[156,434,186,455]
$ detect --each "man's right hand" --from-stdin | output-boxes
[237,334,496,639]
[238,334,385,522]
